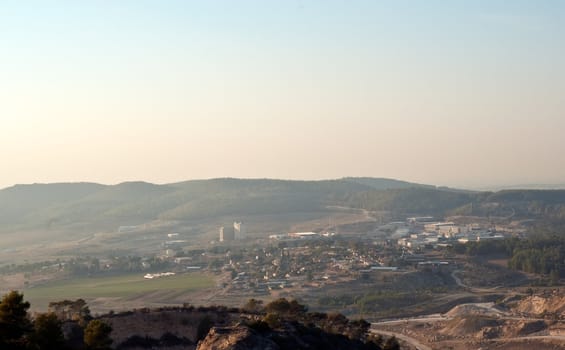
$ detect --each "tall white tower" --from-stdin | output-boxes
[234,221,245,240]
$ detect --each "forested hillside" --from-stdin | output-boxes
[2,178,565,234]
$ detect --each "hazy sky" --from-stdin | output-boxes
[2,0,565,189]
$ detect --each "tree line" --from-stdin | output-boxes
[0,290,398,350]
[453,233,565,281]
[0,291,112,350]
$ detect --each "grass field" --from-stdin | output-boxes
[23,272,215,309]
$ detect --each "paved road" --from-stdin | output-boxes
[372,314,448,326]
[492,335,565,343]
[370,329,432,350]
[372,328,565,349]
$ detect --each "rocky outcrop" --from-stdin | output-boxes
[515,294,565,317]
[196,323,380,350]
[197,326,279,350]
[58,302,378,350]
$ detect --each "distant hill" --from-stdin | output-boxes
[0,178,372,232]
[485,189,565,203]
[341,177,432,190]
[476,183,565,191]
[479,190,565,221]
[340,187,476,217]
[0,182,105,224]
[2,178,565,234]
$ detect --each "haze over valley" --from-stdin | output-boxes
[2,1,565,349]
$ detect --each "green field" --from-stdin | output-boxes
[23,272,214,307]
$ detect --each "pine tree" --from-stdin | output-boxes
[30,312,66,349]
[0,291,32,350]
[84,319,113,350]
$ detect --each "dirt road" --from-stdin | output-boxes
[370,328,432,350]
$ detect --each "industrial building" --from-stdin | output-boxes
[220,221,245,241]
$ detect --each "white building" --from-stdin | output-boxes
[234,221,246,240]
[220,226,235,242]
[288,232,318,239]
[424,222,461,238]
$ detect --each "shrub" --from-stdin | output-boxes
[263,313,282,329]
